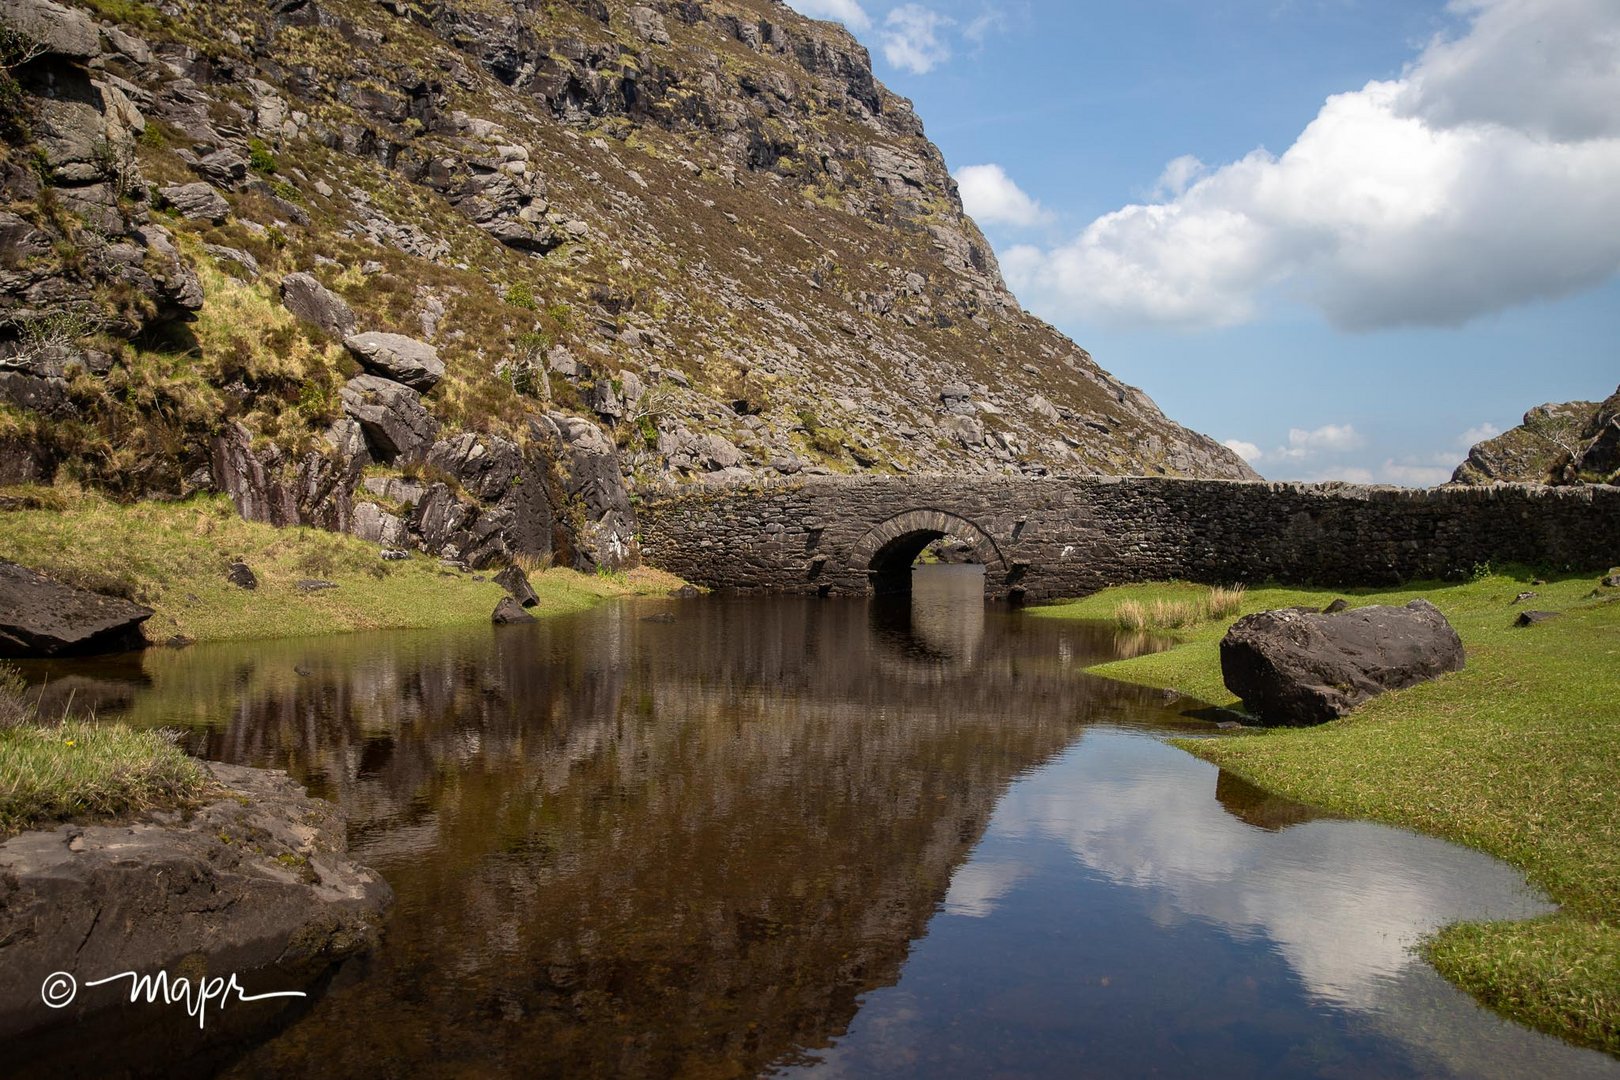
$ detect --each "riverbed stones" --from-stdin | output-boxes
[0,761,392,1041]
[343,332,444,392]
[0,559,153,657]
[1219,599,1465,726]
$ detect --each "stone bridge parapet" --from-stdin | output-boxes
[635,475,1620,600]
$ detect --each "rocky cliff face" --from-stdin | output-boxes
[1451,385,1620,487]
[0,0,1253,569]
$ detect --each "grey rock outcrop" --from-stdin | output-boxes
[340,374,438,462]
[1220,599,1465,726]
[0,761,392,1041]
[0,0,98,59]
[1452,384,1620,486]
[343,332,445,392]
[352,501,411,547]
[157,181,230,224]
[0,559,152,657]
[209,420,365,531]
[280,272,357,338]
[541,413,638,570]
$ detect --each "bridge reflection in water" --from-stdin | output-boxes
[12,570,1613,1079]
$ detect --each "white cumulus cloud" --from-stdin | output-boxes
[1458,421,1501,447]
[954,164,1050,228]
[1380,460,1453,487]
[882,4,954,74]
[1004,0,1620,331]
[782,0,871,31]
[1276,424,1364,460]
[1153,154,1207,199]
[1223,438,1264,464]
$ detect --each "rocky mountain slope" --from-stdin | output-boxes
[1451,385,1620,487]
[0,0,1253,571]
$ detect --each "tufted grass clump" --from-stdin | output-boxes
[1113,584,1246,631]
[0,663,210,837]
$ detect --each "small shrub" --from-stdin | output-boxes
[505,282,537,310]
[247,137,278,175]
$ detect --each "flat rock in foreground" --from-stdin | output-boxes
[1220,599,1465,726]
[0,559,153,657]
[0,761,393,1041]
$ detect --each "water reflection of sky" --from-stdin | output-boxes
[788,730,1617,1080]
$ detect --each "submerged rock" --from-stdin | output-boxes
[0,761,393,1041]
[492,596,536,624]
[1220,600,1465,726]
[0,559,152,657]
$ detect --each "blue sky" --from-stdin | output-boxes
[785,0,1620,485]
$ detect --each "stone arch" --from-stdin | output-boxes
[848,508,1011,595]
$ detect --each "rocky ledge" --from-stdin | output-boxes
[0,761,392,1041]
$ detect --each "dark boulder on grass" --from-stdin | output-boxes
[1220,599,1464,726]
[1515,610,1561,627]
[494,564,539,608]
[0,560,153,658]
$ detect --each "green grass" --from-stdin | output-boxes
[0,665,210,837]
[0,490,686,644]
[1034,570,1620,1054]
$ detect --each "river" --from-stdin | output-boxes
[14,565,1618,1078]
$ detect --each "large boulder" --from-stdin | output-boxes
[0,761,392,1042]
[1220,600,1465,726]
[157,181,230,224]
[340,374,438,462]
[280,271,357,339]
[0,0,99,59]
[343,332,444,392]
[0,560,152,657]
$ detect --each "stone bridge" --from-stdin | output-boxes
[636,475,1620,600]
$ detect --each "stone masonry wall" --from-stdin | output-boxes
[636,476,1620,600]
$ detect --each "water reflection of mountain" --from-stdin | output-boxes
[28,577,1191,1077]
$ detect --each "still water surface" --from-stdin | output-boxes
[18,566,1619,1078]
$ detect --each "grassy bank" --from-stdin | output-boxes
[0,664,210,837]
[1035,572,1620,1054]
[0,488,685,644]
